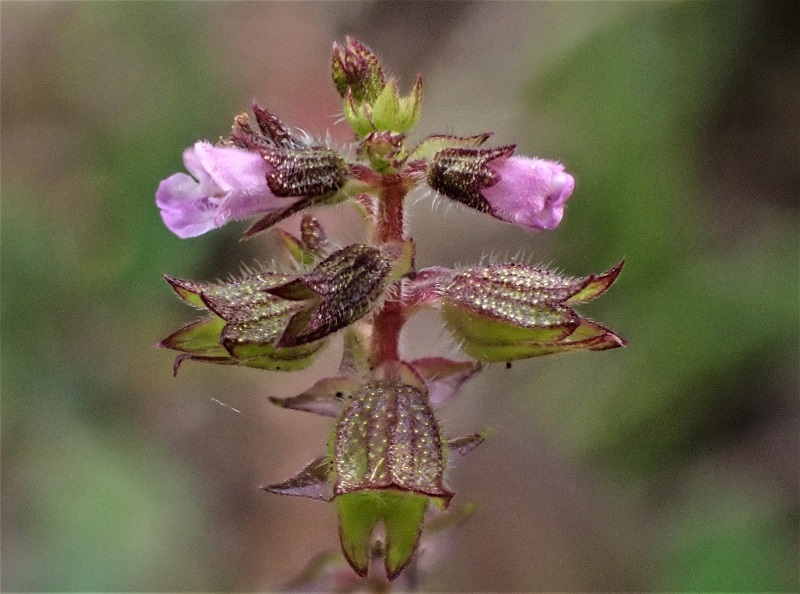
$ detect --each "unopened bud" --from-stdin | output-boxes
[332,37,385,103]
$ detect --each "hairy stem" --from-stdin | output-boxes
[371,174,410,368]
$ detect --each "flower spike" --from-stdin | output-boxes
[156,36,627,585]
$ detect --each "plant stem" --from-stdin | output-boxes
[371,174,410,368]
[376,174,406,244]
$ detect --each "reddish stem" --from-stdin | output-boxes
[370,174,410,368]
[376,174,406,244]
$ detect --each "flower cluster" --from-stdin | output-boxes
[156,37,625,585]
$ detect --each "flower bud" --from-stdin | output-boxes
[427,147,575,231]
[441,262,626,361]
[331,37,385,103]
[263,375,488,580]
[333,37,422,137]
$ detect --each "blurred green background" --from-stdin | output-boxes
[2,2,797,591]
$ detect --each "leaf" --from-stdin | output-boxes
[268,375,355,417]
[409,357,483,407]
[262,456,332,501]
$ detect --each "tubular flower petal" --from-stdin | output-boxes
[427,148,575,231]
[156,141,296,238]
[483,156,575,230]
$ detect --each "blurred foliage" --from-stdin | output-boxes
[2,4,238,590]
[2,2,797,592]
[521,2,798,590]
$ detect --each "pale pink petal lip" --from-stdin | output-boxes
[155,141,288,238]
[483,156,575,231]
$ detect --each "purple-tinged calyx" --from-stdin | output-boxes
[156,241,411,372]
[332,380,448,579]
[263,377,487,579]
[427,147,575,231]
[265,243,412,348]
[441,261,626,361]
[333,380,451,500]
[233,106,349,219]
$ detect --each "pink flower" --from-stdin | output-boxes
[427,147,575,231]
[483,156,575,230]
[156,141,292,238]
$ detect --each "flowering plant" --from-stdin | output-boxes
[157,37,625,586]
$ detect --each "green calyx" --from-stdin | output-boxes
[335,490,430,580]
[157,273,326,373]
[441,262,627,362]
